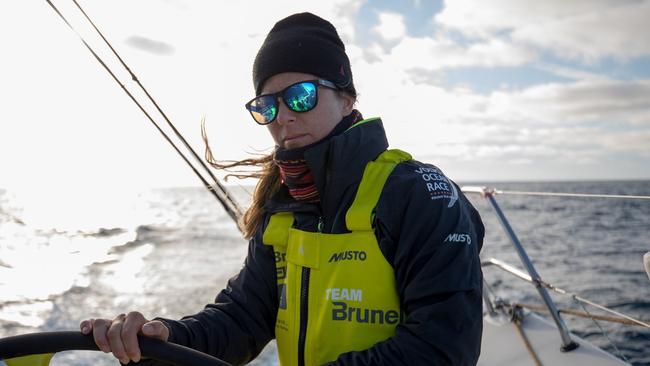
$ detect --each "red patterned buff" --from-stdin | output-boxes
[275,158,320,202]
[274,110,363,202]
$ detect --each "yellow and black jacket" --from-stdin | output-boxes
[157,117,485,366]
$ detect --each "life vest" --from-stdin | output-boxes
[263,149,412,366]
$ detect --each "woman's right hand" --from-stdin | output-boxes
[80,311,170,364]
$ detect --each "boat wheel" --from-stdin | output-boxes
[0,331,231,366]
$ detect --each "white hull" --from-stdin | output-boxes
[479,311,629,366]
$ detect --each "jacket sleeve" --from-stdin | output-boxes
[326,161,485,366]
[151,223,278,366]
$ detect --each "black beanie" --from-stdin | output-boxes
[252,12,355,96]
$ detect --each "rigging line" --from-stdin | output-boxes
[494,190,650,200]
[69,0,243,220]
[574,298,630,363]
[483,258,650,329]
[513,303,646,327]
[511,306,543,366]
[511,302,632,364]
[540,276,650,328]
[568,293,650,329]
[45,0,243,231]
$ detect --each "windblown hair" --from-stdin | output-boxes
[202,89,357,240]
[201,120,282,240]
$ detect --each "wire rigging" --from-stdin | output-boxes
[45,0,243,232]
[68,0,243,224]
[482,258,650,329]
[495,190,650,200]
[462,185,650,200]
[573,299,630,363]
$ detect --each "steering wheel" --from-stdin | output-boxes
[0,331,232,366]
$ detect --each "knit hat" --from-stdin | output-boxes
[252,12,355,96]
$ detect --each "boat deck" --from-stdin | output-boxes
[479,311,629,366]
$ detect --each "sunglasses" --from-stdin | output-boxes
[245,79,338,125]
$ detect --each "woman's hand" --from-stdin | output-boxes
[80,312,169,364]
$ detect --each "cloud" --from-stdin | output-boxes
[488,79,650,125]
[419,79,650,164]
[364,35,535,73]
[347,1,649,173]
[372,12,407,42]
[435,0,650,62]
[534,63,607,81]
[3,0,648,187]
[465,80,650,162]
[597,130,650,156]
[125,36,175,55]
[352,56,650,169]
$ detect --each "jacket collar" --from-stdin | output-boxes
[266,117,389,216]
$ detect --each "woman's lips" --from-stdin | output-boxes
[283,134,307,144]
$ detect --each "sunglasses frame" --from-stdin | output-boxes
[245,79,338,125]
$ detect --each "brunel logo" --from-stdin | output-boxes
[328,250,367,263]
[331,301,402,325]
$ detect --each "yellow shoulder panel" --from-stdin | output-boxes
[346,149,412,231]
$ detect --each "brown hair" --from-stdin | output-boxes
[201,120,281,240]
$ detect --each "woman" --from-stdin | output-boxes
[81,12,485,366]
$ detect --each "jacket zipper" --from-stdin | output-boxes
[297,267,310,366]
[297,216,323,366]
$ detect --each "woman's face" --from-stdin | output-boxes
[261,72,355,149]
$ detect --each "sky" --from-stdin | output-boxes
[1,0,649,197]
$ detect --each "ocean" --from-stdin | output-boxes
[0,181,648,365]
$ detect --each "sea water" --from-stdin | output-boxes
[0,181,648,365]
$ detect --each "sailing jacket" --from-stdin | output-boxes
[154,118,485,366]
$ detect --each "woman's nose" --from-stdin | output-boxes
[275,99,296,125]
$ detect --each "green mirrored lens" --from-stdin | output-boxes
[249,96,277,124]
[284,82,317,112]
